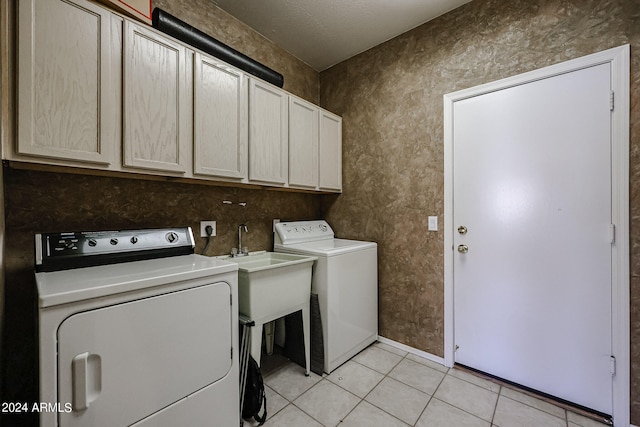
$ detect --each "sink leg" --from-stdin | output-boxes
[302,306,310,376]
[250,323,263,367]
[264,321,275,356]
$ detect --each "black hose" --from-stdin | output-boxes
[152,8,284,88]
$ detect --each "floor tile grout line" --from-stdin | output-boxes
[318,377,362,412]
[414,395,433,427]
[355,351,450,396]
[448,368,502,393]
[361,354,424,426]
[326,362,387,401]
[326,351,488,427]
[289,398,327,426]
[337,352,412,426]
[264,384,292,420]
[490,384,502,425]
[333,351,426,426]
[497,391,570,423]
[410,369,445,427]
[455,365,609,425]
[258,343,609,427]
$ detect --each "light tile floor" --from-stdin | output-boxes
[244,341,610,427]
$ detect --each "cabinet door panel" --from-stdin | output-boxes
[123,21,190,173]
[194,54,247,179]
[288,97,318,189]
[249,79,288,184]
[319,110,342,192]
[18,0,114,164]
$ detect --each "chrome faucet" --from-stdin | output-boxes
[232,224,249,257]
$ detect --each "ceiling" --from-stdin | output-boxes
[211,0,472,71]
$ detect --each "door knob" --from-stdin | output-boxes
[457,225,467,235]
[457,244,468,254]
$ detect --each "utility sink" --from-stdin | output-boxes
[223,251,317,373]
[224,252,317,322]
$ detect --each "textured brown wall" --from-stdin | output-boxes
[0,0,320,424]
[319,0,640,421]
[4,0,640,423]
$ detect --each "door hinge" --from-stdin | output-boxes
[230,294,232,306]
[610,91,615,111]
[610,355,616,376]
[609,224,616,244]
[231,347,233,360]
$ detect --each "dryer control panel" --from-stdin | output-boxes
[274,220,335,245]
[35,228,195,272]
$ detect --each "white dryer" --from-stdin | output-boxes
[274,220,378,373]
[35,228,239,427]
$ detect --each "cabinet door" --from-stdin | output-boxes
[319,110,342,192]
[194,53,248,179]
[123,21,191,173]
[288,96,319,189]
[17,0,114,164]
[248,79,288,185]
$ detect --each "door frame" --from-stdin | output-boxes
[443,45,630,425]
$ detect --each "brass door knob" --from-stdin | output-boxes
[457,226,467,235]
[457,244,468,254]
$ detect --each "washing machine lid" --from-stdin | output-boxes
[275,238,377,257]
[35,254,238,308]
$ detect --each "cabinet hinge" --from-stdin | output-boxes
[610,91,615,111]
[610,355,616,376]
[609,224,616,244]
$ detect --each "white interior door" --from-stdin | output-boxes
[452,63,613,414]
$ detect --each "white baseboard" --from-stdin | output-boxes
[376,336,447,367]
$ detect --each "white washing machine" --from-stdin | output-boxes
[34,228,239,427]
[274,220,378,373]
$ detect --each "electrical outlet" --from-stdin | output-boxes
[273,219,280,232]
[200,221,216,237]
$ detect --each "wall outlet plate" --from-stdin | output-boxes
[428,216,438,231]
[200,221,216,237]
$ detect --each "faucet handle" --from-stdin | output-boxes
[241,247,249,255]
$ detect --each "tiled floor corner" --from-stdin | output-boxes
[244,341,610,427]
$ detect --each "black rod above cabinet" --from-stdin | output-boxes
[152,8,285,88]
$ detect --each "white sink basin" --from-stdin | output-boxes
[224,252,317,322]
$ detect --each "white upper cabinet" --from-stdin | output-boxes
[13,0,341,192]
[248,79,288,185]
[288,96,319,190]
[17,0,115,164]
[193,53,248,180]
[122,20,191,174]
[319,110,343,192]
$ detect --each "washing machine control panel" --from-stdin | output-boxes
[35,228,195,272]
[274,220,334,245]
